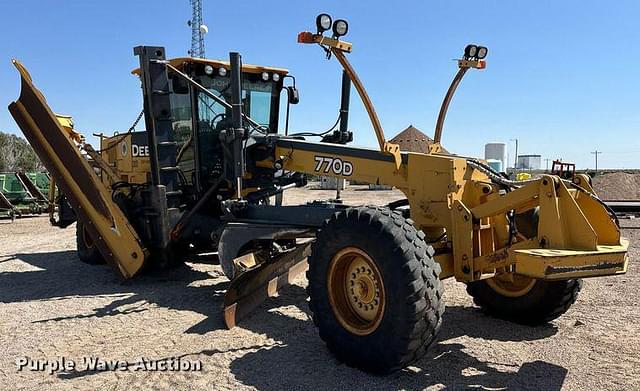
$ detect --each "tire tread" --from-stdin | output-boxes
[307,206,444,374]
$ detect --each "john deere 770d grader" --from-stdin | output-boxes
[8,15,628,373]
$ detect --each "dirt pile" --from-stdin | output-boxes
[592,172,640,200]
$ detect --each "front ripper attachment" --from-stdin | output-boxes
[468,175,628,281]
[8,60,147,279]
[224,242,312,328]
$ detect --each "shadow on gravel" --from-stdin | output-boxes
[0,250,229,331]
[4,250,566,389]
[228,284,565,391]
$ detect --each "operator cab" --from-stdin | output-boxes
[135,57,290,195]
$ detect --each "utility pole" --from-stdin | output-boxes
[188,0,207,58]
[510,138,519,171]
[544,158,551,172]
[591,150,602,172]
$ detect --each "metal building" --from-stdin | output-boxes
[517,154,542,170]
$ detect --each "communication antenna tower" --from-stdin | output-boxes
[188,0,207,58]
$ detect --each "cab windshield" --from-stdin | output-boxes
[197,77,276,131]
[169,68,281,190]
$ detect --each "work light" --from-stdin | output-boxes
[477,46,488,59]
[218,67,227,77]
[464,44,478,59]
[204,65,214,75]
[261,72,270,81]
[316,13,332,34]
[272,73,280,82]
[332,19,349,38]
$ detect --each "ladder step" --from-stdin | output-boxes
[160,166,180,172]
[166,190,183,197]
[158,141,178,147]
[152,89,170,95]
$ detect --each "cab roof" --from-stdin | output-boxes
[132,57,289,76]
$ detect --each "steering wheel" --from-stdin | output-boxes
[211,113,226,126]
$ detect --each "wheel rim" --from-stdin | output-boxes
[486,273,536,297]
[82,225,94,249]
[327,247,385,336]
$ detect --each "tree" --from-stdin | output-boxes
[0,131,44,172]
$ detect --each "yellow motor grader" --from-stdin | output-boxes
[8,14,628,374]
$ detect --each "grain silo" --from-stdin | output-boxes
[485,142,507,172]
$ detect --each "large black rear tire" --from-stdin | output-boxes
[76,221,106,265]
[307,206,444,374]
[466,276,582,325]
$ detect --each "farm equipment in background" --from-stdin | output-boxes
[16,171,48,204]
[0,191,17,221]
[516,172,532,181]
[0,171,50,219]
[8,14,629,374]
[552,159,576,179]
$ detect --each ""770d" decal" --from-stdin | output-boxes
[314,156,353,176]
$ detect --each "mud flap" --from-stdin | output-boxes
[223,242,312,328]
[8,60,147,279]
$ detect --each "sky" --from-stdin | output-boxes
[0,0,638,169]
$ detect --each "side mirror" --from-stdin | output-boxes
[286,86,299,104]
[171,75,189,94]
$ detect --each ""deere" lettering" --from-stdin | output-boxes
[132,144,149,157]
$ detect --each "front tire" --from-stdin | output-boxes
[467,275,582,325]
[307,206,444,374]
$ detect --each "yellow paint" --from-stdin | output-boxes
[10,60,146,279]
[13,58,629,285]
[131,57,289,76]
[266,142,628,282]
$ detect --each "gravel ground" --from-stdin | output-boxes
[0,186,638,390]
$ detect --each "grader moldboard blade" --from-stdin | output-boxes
[223,242,312,328]
[8,60,147,279]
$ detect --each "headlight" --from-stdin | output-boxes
[316,13,332,33]
[261,72,270,81]
[204,65,214,75]
[332,19,349,37]
[272,73,280,82]
[218,67,227,77]
[464,44,478,59]
[477,46,488,59]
